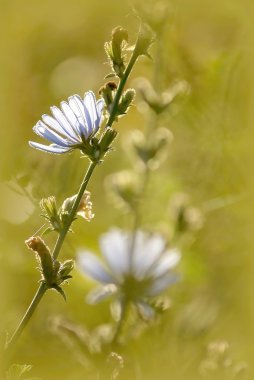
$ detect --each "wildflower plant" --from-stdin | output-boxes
[4,25,154,361]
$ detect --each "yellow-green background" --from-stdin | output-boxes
[0,0,254,379]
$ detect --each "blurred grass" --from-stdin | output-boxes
[1,0,254,379]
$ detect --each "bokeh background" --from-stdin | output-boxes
[1,0,254,379]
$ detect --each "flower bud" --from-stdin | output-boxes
[105,26,128,78]
[40,196,62,232]
[25,236,54,284]
[98,127,118,158]
[99,81,117,114]
[117,89,136,116]
[58,259,75,279]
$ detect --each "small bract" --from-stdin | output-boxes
[29,91,104,154]
[78,228,180,320]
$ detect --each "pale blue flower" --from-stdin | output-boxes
[78,229,180,319]
[29,91,104,154]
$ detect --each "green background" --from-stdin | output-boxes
[0,0,253,379]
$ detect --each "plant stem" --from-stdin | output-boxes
[107,51,138,128]
[53,161,97,260]
[6,162,96,352]
[112,300,129,346]
[5,45,139,354]
[6,282,47,351]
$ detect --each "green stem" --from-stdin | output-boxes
[6,282,47,350]
[107,51,138,127]
[52,161,96,260]
[5,46,139,355]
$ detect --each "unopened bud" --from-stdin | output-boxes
[40,196,62,232]
[25,236,54,284]
[117,89,136,116]
[105,26,128,78]
[98,127,118,158]
[99,82,117,113]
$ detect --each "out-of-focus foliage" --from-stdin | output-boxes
[1,0,254,379]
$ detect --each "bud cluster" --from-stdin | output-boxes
[40,191,95,234]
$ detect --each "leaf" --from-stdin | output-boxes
[53,285,67,301]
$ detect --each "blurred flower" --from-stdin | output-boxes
[78,229,180,320]
[29,91,104,154]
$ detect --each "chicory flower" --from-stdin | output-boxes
[29,91,104,154]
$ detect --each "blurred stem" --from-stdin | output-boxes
[112,300,129,346]
[6,282,47,352]
[5,41,140,356]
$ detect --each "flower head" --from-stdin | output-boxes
[29,91,104,154]
[78,229,180,319]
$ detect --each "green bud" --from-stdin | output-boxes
[105,26,128,78]
[25,236,54,285]
[98,127,118,159]
[58,259,75,279]
[40,196,62,232]
[99,81,117,114]
[117,89,136,116]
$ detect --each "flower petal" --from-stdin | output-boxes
[60,101,80,137]
[50,106,79,141]
[78,251,115,284]
[29,141,71,154]
[86,284,118,304]
[146,273,180,297]
[72,94,94,136]
[68,96,89,138]
[136,301,155,320]
[150,248,181,278]
[42,114,70,138]
[94,98,105,131]
[33,121,72,147]
[84,91,97,126]
[132,232,167,279]
[100,229,129,281]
